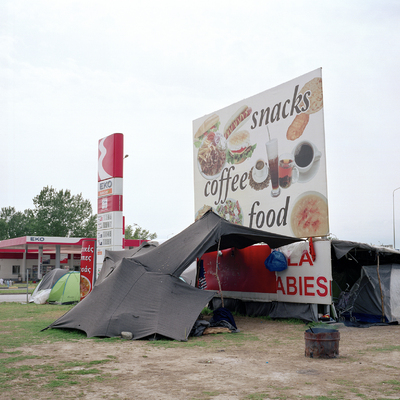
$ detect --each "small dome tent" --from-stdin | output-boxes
[48,271,80,305]
[30,269,69,304]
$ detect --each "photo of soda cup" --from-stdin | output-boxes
[266,139,280,197]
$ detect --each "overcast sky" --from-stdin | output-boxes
[2,1,400,246]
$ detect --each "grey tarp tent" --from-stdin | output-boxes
[332,240,400,323]
[45,210,302,341]
[96,241,158,286]
[350,265,400,323]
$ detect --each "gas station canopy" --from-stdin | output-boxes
[0,236,92,255]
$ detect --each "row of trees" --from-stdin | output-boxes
[0,186,156,241]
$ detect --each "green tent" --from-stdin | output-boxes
[48,271,80,305]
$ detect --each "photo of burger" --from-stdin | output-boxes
[226,130,257,165]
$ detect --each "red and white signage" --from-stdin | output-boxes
[97,178,123,198]
[201,240,332,305]
[97,195,123,214]
[97,133,124,277]
[98,133,124,181]
[80,240,95,301]
[276,240,331,304]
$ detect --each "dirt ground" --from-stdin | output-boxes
[10,317,400,400]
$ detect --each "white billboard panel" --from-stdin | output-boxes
[193,69,328,238]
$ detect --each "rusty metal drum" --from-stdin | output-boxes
[304,328,340,358]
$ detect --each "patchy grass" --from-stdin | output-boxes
[244,394,270,400]
[148,331,260,349]
[1,301,399,399]
[381,379,400,386]
[0,356,116,393]
[0,319,118,395]
[369,345,400,352]
[0,302,85,349]
[201,307,213,316]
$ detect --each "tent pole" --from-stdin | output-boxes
[215,238,224,308]
[376,253,385,323]
[195,259,201,288]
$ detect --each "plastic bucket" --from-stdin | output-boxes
[304,328,340,358]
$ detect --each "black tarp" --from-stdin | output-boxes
[96,242,158,286]
[331,239,400,294]
[331,240,400,323]
[45,210,302,341]
[331,240,400,264]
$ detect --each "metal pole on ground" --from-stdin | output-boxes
[393,187,400,250]
[26,268,29,304]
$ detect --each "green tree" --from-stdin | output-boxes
[32,186,96,237]
[125,224,157,240]
[0,207,35,240]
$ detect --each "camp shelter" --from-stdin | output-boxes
[96,241,157,286]
[97,241,197,287]
[47,271,80,305]
[30,268,68,304]
[331,240,400,323]
[45,210,303,341]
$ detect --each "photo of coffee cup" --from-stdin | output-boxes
[278,153,298,189]
[293,141,321,174]
[253,159,268,183]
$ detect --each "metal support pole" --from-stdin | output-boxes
[393,187,400,250]
[55,245,61,268]
[26,267,29,304]
[38,246,43,280]
[25,244,28,304]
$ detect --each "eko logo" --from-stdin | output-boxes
[99,180,112,190]
[30,237,45,242]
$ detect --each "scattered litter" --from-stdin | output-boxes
[203,327,230,335]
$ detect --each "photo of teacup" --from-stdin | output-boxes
[279,153,298,189]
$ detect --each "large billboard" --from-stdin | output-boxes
[193,69,328,238]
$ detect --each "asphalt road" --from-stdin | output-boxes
[0,293,30,303]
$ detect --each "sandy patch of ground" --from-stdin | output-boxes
[7,317,400,399]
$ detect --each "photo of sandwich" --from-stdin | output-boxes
[226,130,257,165]
[194,114,220,148]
